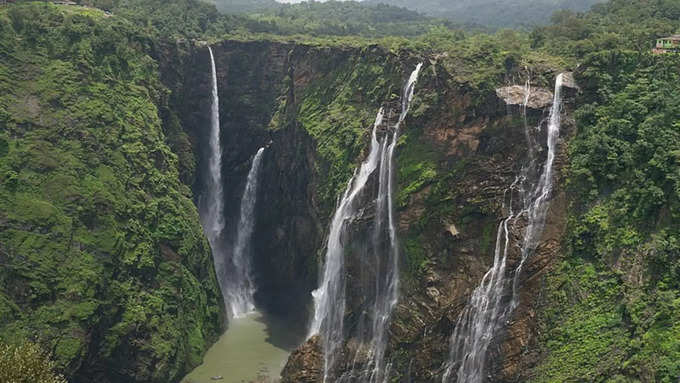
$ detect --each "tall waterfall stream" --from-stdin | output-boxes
[309,64,423,383]
[227,147,265,318]
[442,74,565,383]
[187,47,301,383]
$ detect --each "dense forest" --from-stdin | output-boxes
[1,0,679,382]
[363,0,604,28]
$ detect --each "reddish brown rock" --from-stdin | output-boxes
[281,336,323,383]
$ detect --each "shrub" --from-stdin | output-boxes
[0,342,67,383]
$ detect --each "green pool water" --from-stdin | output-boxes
[182,312,302,383]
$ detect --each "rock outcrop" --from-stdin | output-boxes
[496,85,554,110]
[280,336,323,383]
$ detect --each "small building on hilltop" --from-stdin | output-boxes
[653,35,680,54]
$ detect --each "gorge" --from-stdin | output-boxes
[2,1,680,383]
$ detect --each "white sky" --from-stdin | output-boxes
[275,0,361,3]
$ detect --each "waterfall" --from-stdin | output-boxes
[200,46,228,306]
[442,73,565,383]
[510,74,563,310]
[227,147,265,318]
[199,46,265,319]
[361,64,422,383]
[309,64,423,383]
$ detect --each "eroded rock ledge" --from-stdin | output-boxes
[496,72,578,110]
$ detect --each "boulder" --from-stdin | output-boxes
[495,85,554,110]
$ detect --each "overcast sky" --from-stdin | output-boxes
[275,0,357,3]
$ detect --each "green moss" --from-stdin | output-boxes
[403,234,429,277]
[396,131,438,209]
[54,336,84,366]
[0,3,223,381]
[296,54,401,215]
[479,220,496,256]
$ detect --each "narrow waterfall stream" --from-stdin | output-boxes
[442,74,565,383]
[199,46,263,319]
[187,48,301,383]
[199,46,228,303]
[309,64,422,383]
[226,147,265,318]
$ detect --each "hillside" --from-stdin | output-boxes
[0,0,680,382]
[245,1,453,37]
[0,3,224,381]
[364,0,604,28]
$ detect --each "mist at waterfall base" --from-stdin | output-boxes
[309,64,423,383]
[189,47,301,382]
[442,74,565,383]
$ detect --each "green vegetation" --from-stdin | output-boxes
[365,0,604,29]
[294,54,401,216]
[2,0,680,381]
[0,3,223,380]
[211,0,279,14]
[245,1,453,38]
[527,1,680,381]
[84,0,456,40]
[0,342,67,383]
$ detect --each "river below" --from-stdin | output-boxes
[182,311,302,383]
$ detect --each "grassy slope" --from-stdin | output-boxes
[0,3,223,381]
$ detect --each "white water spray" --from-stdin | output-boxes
[200,47,228,304]
[309,64,423,383]
[442,73,565,383]
[199,47,265,319]
[227,147,266,318]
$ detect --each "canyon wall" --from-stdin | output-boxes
[158,38,574,382]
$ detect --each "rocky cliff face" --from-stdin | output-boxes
[159,36,577,381]
[354,65,576,382]
[161,40,320,326]
[386,70,579,382]
[134,32,586,382]
[165,40,419,331]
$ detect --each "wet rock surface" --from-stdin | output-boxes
[281,336,323,383]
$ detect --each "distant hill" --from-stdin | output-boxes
[362,0,604,28]
[233,1,454,37]
[212,0,280,13]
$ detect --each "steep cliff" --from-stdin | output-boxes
[0,4,224,382]
[164,39,413,328]
[156,35,574,381]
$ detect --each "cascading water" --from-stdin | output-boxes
[510,74,563,310]
[199,46,228,306]
[359,64,423,383]
[442,73,565,383]
[199,46,265,319]
[309,64,423,383]
[226,147,265,318]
